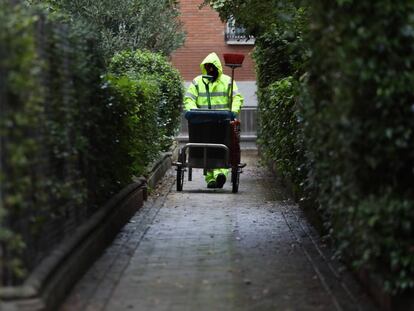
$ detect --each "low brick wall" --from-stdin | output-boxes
[0,151,175,311]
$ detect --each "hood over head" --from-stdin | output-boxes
[200,52,223,78]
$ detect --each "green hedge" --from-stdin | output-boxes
[258,77,305,193]
[303,1,414,293]
[0,3,183,284]
[0,3,101,282]
[103,74,161,178]
[28,0,185,60]
[253,7,308,89]
[0,2,41,280]
[108,50,184,152]
[254,6,309,198]
[208,0,414,295]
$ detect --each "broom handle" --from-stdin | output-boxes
[229,67,235,112]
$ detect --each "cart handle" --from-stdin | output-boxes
[182,143,229,168]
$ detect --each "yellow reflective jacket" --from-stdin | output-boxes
[184,52,243,113]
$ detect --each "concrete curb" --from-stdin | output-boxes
[146,152,173,190]
[0,151,175,311]
[145,142,178,190]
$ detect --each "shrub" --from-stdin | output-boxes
[253,7,309,89]
[208,0,414,295]
[258,77,306,191]
[108,50,184,151]
[103,74,161,177]
[254,6,309,198]
[303,1,414,293]
[350,194,414,292]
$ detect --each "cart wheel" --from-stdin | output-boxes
[176,166,184,191]
[188,167,192,181]
[231,168,239,193]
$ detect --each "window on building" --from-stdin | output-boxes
[225,18,255,45]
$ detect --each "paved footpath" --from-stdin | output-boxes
[60,151,377,311]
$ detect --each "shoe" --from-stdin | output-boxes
[207,181,217,188]
[216,173,226,188]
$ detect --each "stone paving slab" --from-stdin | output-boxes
[60,151,377,311]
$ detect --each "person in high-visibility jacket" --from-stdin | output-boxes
[184,52,244,188]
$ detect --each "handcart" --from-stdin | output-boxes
[172,109,246,193]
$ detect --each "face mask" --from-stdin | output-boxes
[205,64,218,81]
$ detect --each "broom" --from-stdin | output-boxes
[223,54,244,168]
[223,53,245,112]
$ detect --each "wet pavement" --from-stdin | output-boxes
[60,150,377,311]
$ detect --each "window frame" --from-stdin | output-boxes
[224,18,255,45]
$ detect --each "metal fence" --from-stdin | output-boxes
[1,13,93,286]
[0,21,6,286]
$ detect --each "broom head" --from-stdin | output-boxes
[223,53,245,67]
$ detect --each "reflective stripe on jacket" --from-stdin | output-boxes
[184,52,243,113]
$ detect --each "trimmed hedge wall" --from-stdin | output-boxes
[304,1,414,293]
[254,7,309,196]
[208,0,414,295]
[258,77,305,193]
[258,1,414,294]
[1,3,102,283]
[0,3,183,285]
